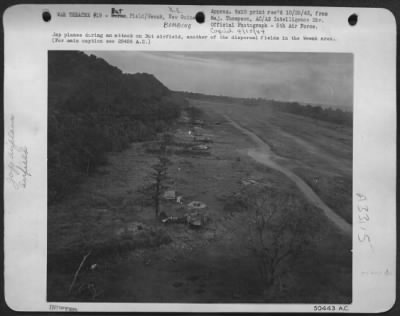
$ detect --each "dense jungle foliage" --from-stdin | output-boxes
[48,51,186,203]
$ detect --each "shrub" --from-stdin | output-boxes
[48,51,185,204]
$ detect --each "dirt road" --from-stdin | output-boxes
[48,102,352,302]
[223,114,352,236]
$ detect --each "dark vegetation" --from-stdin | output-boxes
[48,54,351,303]
[48,51,187,203]
[139,134,172,218]
[185,105,204,124]
[180,92,352,127]
[244,187,319,297]
[222,185,319,297]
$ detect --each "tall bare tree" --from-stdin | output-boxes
[149,156,169,217]
[139,133,171,218]
[245,187,317,298]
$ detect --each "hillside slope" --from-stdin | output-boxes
[48,51,186,202]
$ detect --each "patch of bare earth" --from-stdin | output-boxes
[48,103,351,303]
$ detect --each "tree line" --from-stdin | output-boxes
[48,51,187,203]
[180,92,352,127]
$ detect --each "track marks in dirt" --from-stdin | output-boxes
[223,114,352,236]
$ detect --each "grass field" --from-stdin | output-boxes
[193,99,352,224]
[48,98,352,303]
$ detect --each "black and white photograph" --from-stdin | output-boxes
[46,51,353,303]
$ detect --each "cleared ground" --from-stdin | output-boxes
[48,99,352,303]
[193,99,352,224]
